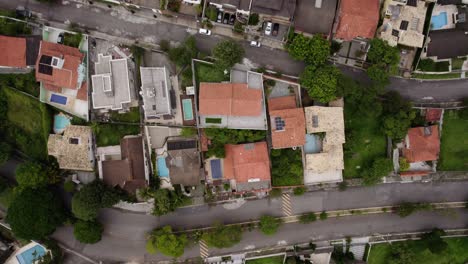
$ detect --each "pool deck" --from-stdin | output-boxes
[431,4,458,31]
[180,94,196,126]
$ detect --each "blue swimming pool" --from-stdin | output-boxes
[304,134,322,154]
[53,114,71,134]
[157,157,169,177]
[16,244,46,264]
[50,94,67,105]
[210,159,222,179]
[431,12,448,30]
[182,98,194,121]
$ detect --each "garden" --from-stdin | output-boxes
[109,107,141,123]
[245,255,284,264]
[417,59,450,72]
[438,110,468,171]
[194,60,229,88]
[94,123,141,147]
[270,148,303,186]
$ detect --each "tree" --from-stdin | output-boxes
[202,222,242,248]
[367,64,390,86]
[420,228,448,254]
[363,158,393,186]
[152,188,188,216]
[248,13,259,25]
[336,75,383,116]
[6,188,65,240]
[287,34,330,66]
[15,161,49,188]
[168,36,198,67]
[367,39,400,66]
[299,212,317,223]
[146,226,188,257]
[388,243,416,264]
[293,186,306,196]
[381,91,416,140]
[212,40,244,69]
[73,220,103,244]
[300,65,340,103]
[259,215,282,235]
[0,142,11,166]
[206,6,217,21]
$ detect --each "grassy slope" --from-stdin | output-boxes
[110,107,141,123]
[95,123,141,147]
[438,110,468,171]
[194,61,229,86]
[246,256,284,264]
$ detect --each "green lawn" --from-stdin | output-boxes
[417,59,450,72]
[110,107,141,123]
[0,72,40,97]
[246,256,284,264]
[2,87,51,160]
[343,106,387,178]
[438,110,468,171]
[95,123,141,147]
[451,57,466,70]
[412,73,461,80]
[194,61,229,88]
[368,237,468,264]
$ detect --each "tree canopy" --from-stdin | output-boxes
[146,226,188,257]
[152,188,188,216]
[212,40,244,69]
[362,158,393,185]
[73,220,104,244]
[381,91,415,140]
[388,243,416,264]
[288,34,330,66]
[15,161,49,188]
[0,142,11,166]
[420,228,448,254]
[300,65,340,103]
[259,215,282,235]
[202,222,242,248]
[366,39,400,87]
[168,36,198,67]
[6,188,65,240]
[204,129,266,158]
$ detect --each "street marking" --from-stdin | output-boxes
[282,193,293,216]
[199,239,209,258]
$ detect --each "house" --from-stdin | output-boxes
[47,125,94,171]
[251,0,297,23]
[165,138,201,187]
[334,0,380,41]
[208,0,251,15]
[223,142,271,193]
[36,41,88,119]
[294,0,338,37]
[0,35,40,68]
[98,136,149,194]
[378,0,429,48]
[303,106,345,184]
[140,67,172,120]
[425,108,443,122]
[198,70,267,130]
[268,96,306,149]
[91,54,131,111]
[403,125,440,163]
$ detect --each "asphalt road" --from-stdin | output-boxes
[0,0,467,103]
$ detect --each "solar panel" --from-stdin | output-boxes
[167,140,197,150]
[392,29,400,37]
[407,0,417,7]
[400,20,409,30]
[38,64,53,75]
[274,117,285,131]
[39,55,52,65]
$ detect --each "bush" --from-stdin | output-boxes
[233,21,244,33]
[271,148,303,186]
[206,6,217,21]
[63,180,75,193]
[212,40,244,69]
[248,13,259,25]
[264,79,276,87]
[0,142,11,166]
[299,212,317,223]
[73,220,103,244]
[319,211,328,220]
[15,161,49,188]
[293,186,306,196]
[202,223,242,248]
[181,127,197,137]
[399,157,410,172]
[167,0,181,12]
[259,215,282,235]
[146,226,188,257]
[397,202,432,217]
[363,158,393,186]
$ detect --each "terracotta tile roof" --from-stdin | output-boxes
[0,35,27,68]
[76,82,88,101]
[43,83,63,93]
[268,96,297,111]
[223,142,271,186]
[335,0,379,40]
[270,107,306,149]
[199,82,263,116]
[36,41,84,90]
[121,136,146,183]
[200,130,211,152]
[425,108,442,122]
[403,125,440,162]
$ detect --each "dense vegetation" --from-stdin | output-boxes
[204,128,266,158]
[270,148,303,186]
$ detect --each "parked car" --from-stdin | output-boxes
[250,40,261,47]
[57,33,65,44]
[16,6,32,18]
[217,11,222,23]
[229,14,235,25]
[223,13,230,24]
[264,22,272,36]
[199,28,212,35]
[272,23,279,36]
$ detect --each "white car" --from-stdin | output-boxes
[264,22,272,36]
[250,40,261,47]
[198,28,212,35]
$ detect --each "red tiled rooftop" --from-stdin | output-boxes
[0,35,26,68]
[270,108,306,149]
[36,41,84,90]
[335,0,379,41]
[425,108,442,122]
[199,82,263,116]
[223,142,271,184]
[403,125,440,163]
[76,82,88,101]
[268,96,297,111]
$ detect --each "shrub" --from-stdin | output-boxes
[206,6,217,21]
[299,212,317,223]
[399,157,410,171]
[202,223,242,248]
[63,180,75,193]
[73,220,103,244]
[259,215,282,235]
[293,186,306,196]
[146,226,188,257]
[248,13,259,25]
[319,211,328,220]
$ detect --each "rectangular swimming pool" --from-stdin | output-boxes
[182,98,194,121]
[16,244,46,264]
[50,94,67,105]
[210,159,222,179]
[157,157,169,178]
[304,134,322,154]
[431,12,448,30]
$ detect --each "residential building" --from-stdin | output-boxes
[268,96,306,149]
[208,0,251,15]
[36,41,88,119]
[198,70,267,130]
[47,125,94,171]
[140,67,172,120]
[403,125,440,163]
[223,142,271,193]
[0,35,40,68]
[97,136,149,194]
[303,106,345,184]
[91,54,131,111]
[251,0,297,23]
[334,0,380,41]
[294,0,338,37]
[165,138,201,187]
[379,0,429,48]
